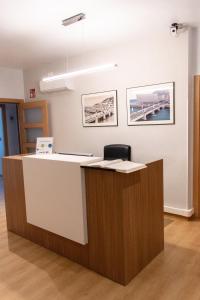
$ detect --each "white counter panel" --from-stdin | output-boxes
[22,154,101,245]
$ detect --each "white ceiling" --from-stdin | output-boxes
[0,0,199,69]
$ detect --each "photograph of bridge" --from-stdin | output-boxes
[82,90,118,127]
[127,82,175,125]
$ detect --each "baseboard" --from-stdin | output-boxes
[164,206,194,217]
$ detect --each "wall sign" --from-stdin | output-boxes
[36,137,53,154]
[30,88,36,98]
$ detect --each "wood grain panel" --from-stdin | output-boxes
[85,169,125,283]
[194,75,200,217]
[123,160,164,283]
[85,160,164,285]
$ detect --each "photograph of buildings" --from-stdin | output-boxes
[82,90,118,127]
[127,82,175,125]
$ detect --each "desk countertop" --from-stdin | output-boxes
[23,153,102,164]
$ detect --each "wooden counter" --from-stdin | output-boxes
[3,156,164,285]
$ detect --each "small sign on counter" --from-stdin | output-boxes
[36,137,54,154]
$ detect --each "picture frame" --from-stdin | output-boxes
[126,82,175,126]
[82,90,118,127]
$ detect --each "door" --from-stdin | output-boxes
[18,100,49,154]
[3,103,20,156]
[0,107,5,175]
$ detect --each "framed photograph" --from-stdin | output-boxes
[127,82,175,126]
[82,90,118,127]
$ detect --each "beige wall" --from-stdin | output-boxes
[23,32,192,216]
[0,67,24,99]
[197,29,200,74]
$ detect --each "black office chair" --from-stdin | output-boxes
[104,144,131,161]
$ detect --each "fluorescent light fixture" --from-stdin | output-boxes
[62,13,86,27]
[42,63,118,82]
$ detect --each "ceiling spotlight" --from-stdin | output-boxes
[62,13,86,27]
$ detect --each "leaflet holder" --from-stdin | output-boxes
[104,144,131,161]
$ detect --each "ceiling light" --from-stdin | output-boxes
[62,13,86,27]
[42,63,118,82]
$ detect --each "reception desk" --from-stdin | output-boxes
[3,155,164,285]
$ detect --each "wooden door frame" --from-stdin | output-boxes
[0,98,24,104]
[193,76,200,217]
[18,100,49,153]
[0,98,49,155]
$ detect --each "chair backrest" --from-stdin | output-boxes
[104,144,131,161]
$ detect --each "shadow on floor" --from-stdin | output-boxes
[164,217,174,227]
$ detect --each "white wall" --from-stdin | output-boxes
[197,29,200,74]
[24,32,192,216]
[0,67,24,99]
